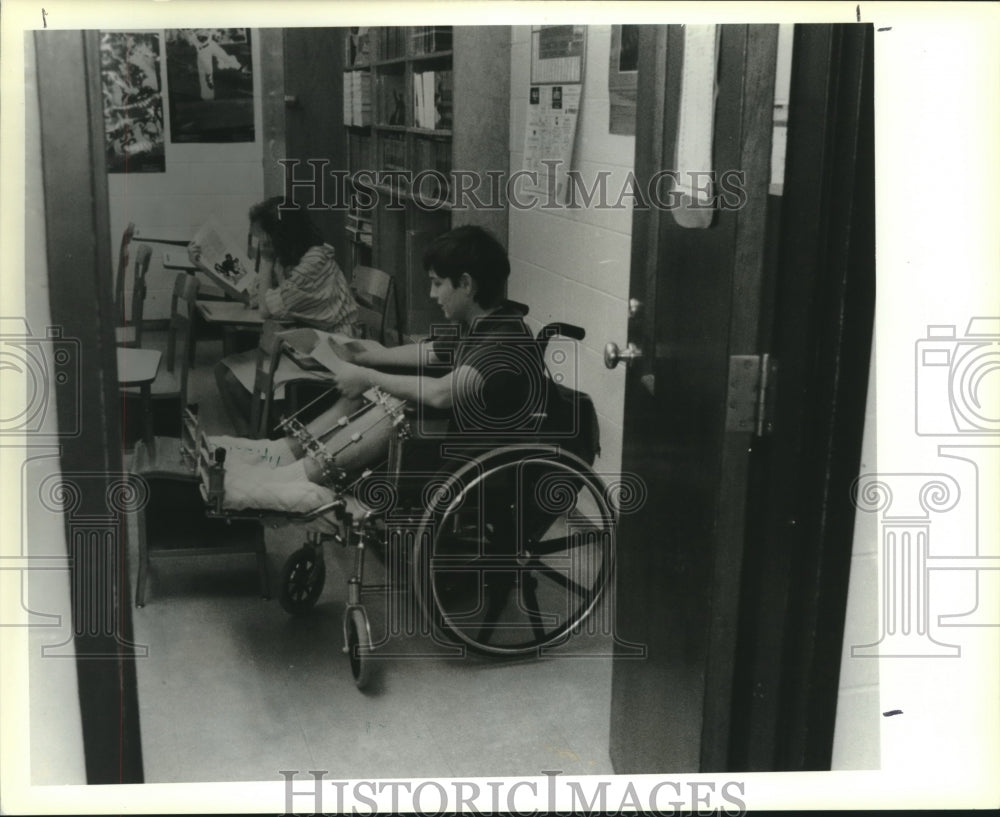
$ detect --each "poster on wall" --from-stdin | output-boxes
[166,28,254,143]
[100,31,166,173]
[609,24,639,135]
[522,83,582,204]
[530,24,586,84]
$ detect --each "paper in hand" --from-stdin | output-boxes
[310,336,355,374]
[278,327,320,355]
[325,333,367,356]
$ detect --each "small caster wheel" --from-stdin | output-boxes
[344,606,372,690]
[278,547,326,615]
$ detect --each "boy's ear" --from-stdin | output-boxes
[459,271,476,294]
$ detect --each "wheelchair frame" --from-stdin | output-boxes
[178,324,617,690]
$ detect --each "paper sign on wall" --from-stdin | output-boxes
[522,83,582,204]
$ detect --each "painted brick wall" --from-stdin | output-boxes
[507,26,633,477]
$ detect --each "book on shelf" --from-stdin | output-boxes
[345,225,374,248]
[413,72,426,129]
[379,132,407,173]
[348,132,373,177]
[348,27,371,67]
[413,70,452,130]
[377,72,406,126]
[346,218,373,235]
[345,207,374,246]
[346,207,372,228]
[410,26,452,55]
[380,28,406,60]
[190,216,255,300]
[412,137,451,201]
[343,71,372,127]
[354,71,372,126]
[435,70,453,130]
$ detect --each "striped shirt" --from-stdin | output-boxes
[259,244,358,334]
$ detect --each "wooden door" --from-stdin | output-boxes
[282,28,348,265]
[608,23,874,773]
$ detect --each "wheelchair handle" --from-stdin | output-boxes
[537,322,585,353]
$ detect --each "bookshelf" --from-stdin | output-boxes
[342,26,510,336]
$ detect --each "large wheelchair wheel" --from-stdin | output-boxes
[278,546,326,615]
[413,445,615,655]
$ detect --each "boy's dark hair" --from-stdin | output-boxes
[422,225,510,308]
[248,196,324,268]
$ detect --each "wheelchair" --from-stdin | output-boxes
[186,321,616,689]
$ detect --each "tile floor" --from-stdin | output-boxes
[127,330,616,783]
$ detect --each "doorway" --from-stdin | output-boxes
[609,23,875,773]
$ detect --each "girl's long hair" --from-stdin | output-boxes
[248,196,324,267]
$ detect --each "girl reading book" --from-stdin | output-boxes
[189,197,359,435]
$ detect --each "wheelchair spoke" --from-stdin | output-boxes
[527,529,607,557]
[520,574,547,642]
[524,559,592,598]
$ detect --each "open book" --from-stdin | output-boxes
[191,216,255,299]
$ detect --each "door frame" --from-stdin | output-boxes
[728,23,875,771]
[34,29,145,784]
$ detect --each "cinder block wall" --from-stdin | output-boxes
[506,25,633,477]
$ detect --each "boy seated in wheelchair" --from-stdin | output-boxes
[211,225,593,509]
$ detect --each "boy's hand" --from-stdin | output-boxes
[328,361,371,399]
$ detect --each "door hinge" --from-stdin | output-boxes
[725,353,777,436]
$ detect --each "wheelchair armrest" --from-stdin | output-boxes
[403,404,452,436]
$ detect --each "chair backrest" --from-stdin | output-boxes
[350,265,399,346]
[164,272,200,402]
[247,320,287,439]
[113,222,137,318]
[128,244,153,347]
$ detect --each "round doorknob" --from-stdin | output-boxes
[604,341,643,369]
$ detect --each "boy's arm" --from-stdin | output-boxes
[328,361,482,410]
[349,338,449,369]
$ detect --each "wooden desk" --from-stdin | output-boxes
[197,300,266,327]
[117,347,161,450]
[197,300,267,356]
[162,249,227,300]
[161,248,198,271]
